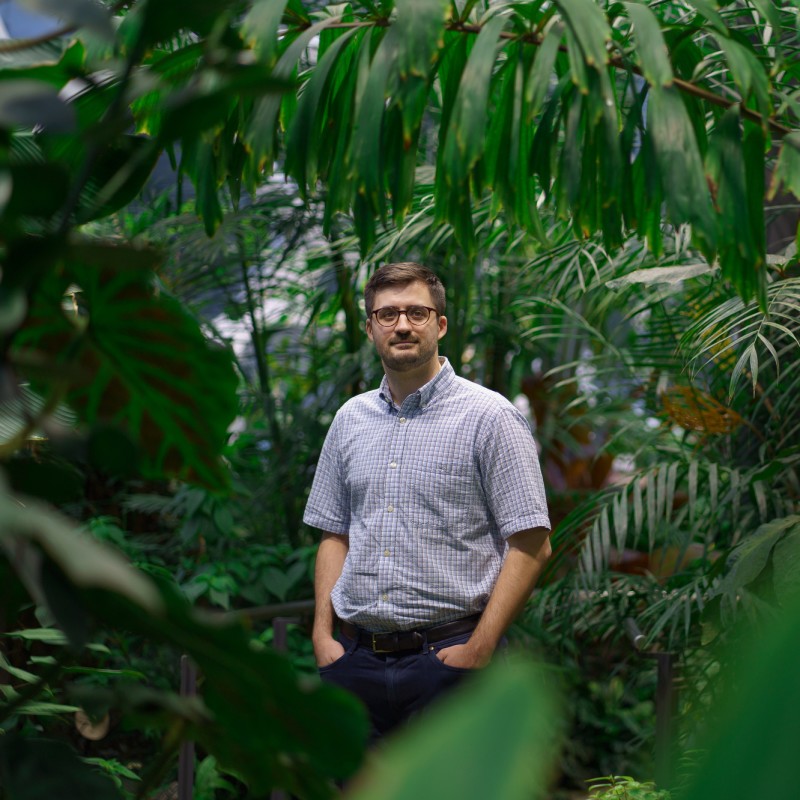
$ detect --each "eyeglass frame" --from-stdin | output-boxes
[369,305,440,327]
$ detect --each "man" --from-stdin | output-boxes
[304,262,551,739]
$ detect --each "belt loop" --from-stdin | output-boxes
[421,628,430,651]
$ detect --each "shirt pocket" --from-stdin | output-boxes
[409,459,477,516]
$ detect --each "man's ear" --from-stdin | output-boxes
[437,314,447,340]
[366,317,374,342]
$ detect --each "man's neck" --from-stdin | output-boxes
[385,357,443,405]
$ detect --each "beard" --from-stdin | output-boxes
[377,333,439,372]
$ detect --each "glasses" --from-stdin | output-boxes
[370,305,438,327]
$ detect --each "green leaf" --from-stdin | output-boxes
[391,0,450,142]
[715,36,771,125]
[348,658,560,800]
[0,41,85,89]
[748,0,781,30]
[605,263,715,289]
[0,488,162,621]
[82,583,369,796]
[706,106,765,303]
[245,17,341,169]
[241,0,292,65]
[350,26,399,237]
[194,138,224,237]
[74,135,161,224]
[159,67,292,142]
[6,458,83,505]
[526,20,563,117]
[119,0,237,51]
[624,2,673,88]
[3,628,69,644]
[711,516,800,608]
[0,734,122,799]
[686,0,726,32]
[3,163,70,218]
[285,28,360,197]
[645,85,716,256]
[772,520,800,604]
[554,0,611,70]
[768,134,800,201]
[14,248,239,490]
[0,80,75,131]
[437,15,508,194]
[680,591,800,800]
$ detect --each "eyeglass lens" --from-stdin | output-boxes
[375,306,431,325]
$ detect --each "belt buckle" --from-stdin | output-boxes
[371,633,392,653]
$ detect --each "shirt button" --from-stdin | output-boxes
[389,461,397,469]
[387,504,394,512]
[384,549,390,556]
[399,417,407,424]
[382,593,388,601]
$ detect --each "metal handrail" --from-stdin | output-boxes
[623,617,678,789]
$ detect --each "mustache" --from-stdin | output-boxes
[390,336,418,344]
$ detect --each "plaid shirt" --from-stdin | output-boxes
[304,358,550,631]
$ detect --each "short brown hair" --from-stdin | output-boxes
[364,262,446,317]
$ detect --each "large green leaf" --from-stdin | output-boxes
[73,135,161,224]
[391,0,450,142]
[645,85,717,256]
[624,2,673,88]
[83,583,369,798]
[241,0,292,65]
[715,35,771,127]
[706,107,765,304]
[12,243,239,490]
[555,0,611,71]
[440,14,507,190]
[709,515,800,621]
[0,80,75,131]
[285,28,360,197]
[118,0,238,52]
[3,163,70,218]
[0,485,162,621]
[244,16,341,169]
[680,588,800,800]
[0,734,122,800]
[348,658,560,800]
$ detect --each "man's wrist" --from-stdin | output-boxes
[312,625,337,645]
[464,634,496,663]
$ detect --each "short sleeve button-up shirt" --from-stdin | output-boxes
[303,358,550,631]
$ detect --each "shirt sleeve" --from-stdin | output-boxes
[477,404,551,538]
[303,412,351,535]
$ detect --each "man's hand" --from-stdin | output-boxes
[314,635,345,667]
[435,642,492,670]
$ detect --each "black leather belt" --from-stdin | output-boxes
[340,614,481,654]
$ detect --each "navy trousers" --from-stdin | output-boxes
[318,629,474,742]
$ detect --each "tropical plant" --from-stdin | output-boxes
[1,0,799,797]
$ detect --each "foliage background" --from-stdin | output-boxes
[1,0,799,798]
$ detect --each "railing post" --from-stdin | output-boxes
[178,655,197,800]
[623,617,678,788]
[175,601,315,800]
[270,617,301,800]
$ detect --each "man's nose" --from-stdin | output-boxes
[394,313,413,333]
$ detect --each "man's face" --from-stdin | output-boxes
[366,281,447,372]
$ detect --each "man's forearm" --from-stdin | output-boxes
[313,531,349,641]
[439,527,551,668]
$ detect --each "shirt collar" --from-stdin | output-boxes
[379,357,455,409]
